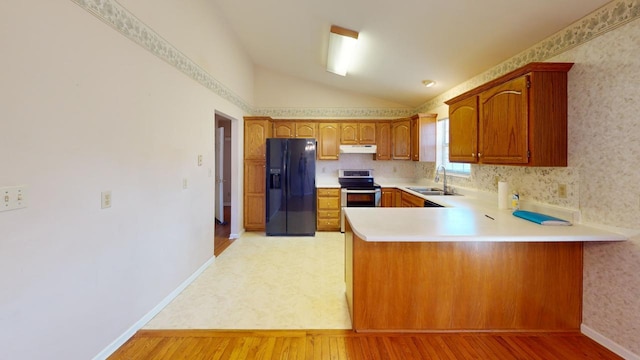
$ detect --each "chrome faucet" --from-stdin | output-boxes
[434,165,447,193]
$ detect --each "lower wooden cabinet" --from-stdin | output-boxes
[317,188,341,231]
[381,188,395,207]
[401,190,425,207]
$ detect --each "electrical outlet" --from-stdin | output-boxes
[101,191,112,209]
[558,184,567,198]
[197,155,203,166]
[183,178,188,190]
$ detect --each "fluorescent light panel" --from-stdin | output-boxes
[327,25,359,76]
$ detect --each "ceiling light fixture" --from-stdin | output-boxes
[422,80,436,88]
[327,25,359,76]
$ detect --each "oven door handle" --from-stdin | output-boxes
[344,189,381,194]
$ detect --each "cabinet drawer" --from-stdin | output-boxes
[318,197,340,210]
[318,210,340,219]
[317,218,340,230]
[317,188,340,197]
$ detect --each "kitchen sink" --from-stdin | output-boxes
[406,187,459,196]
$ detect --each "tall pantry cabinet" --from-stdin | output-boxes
[243,117,271,230]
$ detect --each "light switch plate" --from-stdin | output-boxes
[1,185,28,212]
[197,155,203,166]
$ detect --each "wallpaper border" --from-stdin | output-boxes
[70,0,640,118]
[69,0,252,113]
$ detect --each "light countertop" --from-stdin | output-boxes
[316,177,340,188]
[345,184,629,243]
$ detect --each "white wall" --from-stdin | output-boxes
[0,1,251,359]
[119,0,255,105]
[254,66,410,114]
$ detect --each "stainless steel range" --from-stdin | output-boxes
[339,169,381,232]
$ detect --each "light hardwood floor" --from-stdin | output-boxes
[109,329,622,359]
[214,206,233,257]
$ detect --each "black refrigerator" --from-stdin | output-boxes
[265,138,316,236]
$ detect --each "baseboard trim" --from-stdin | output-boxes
[92,256,216,360]
[230,229,244,239]
[581,324,639,360]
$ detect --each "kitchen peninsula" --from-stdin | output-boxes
[343,194,626,333]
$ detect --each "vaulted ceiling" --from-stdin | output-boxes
[212,0,612,107]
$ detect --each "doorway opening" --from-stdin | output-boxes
[214,113,234,256]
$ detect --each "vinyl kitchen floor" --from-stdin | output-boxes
[144,231,352,330]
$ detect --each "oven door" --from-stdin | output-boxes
[340,188,381,232]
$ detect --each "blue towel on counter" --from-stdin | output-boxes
[512,210,572,226]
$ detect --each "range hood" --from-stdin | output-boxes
[339,144,377,154]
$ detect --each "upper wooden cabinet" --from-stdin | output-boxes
[358,123,376,144]
[391,119,411,160]
[375,122,392,160]
[410,113,437,162]
[317,123,340,160]
[340,123,358,144]
[273,121,294,138]
[479,75,529,164]
[340,122,376,145]
[296,122,316,138]
[273,121,316,138]
[449,96,479,163]
[445,62,573,167]
[244,117,271,160]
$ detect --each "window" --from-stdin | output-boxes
[436,118,470,175]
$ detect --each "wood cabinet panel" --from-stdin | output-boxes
[340,123,358,144]
[244,118,271,160]
[449,96,479,163]
[273,122,295,138]
[479,75,529,164]
[358,123,376,144]
[317,188,339,197]
[381,188,395,207]
[341,122,376,145]
[346,231,583,331]
[391,119,411,160]
[317,123,340,160]
[400,190,424,207]
[273,121,316,138]
[411,114,437,162]
[295,122,316,138]
[317,187,340,231]
[374,122,391,160]
[243,117,271,231]
[445,62,572,167]
[317,197,340,210]
[243,160,266,230]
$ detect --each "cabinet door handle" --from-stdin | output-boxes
[478,153,482,158]
[472,153,475,157]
